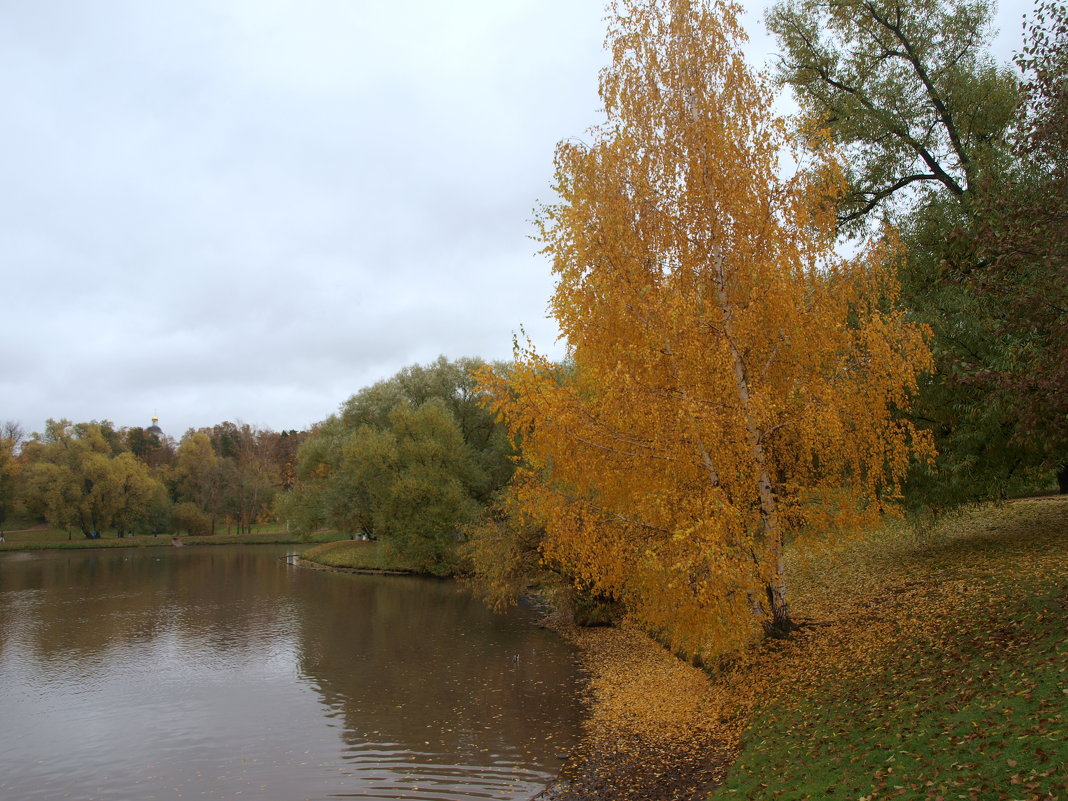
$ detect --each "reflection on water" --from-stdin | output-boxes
[0,547,583,800]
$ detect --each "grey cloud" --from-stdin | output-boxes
[2,0,1023,437]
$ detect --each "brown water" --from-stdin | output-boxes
[0,546,583,801]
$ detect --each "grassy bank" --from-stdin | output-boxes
[546,496,1068,800]
[299,539,417,573]
[710,495,1068,800]
[0,524,346,551]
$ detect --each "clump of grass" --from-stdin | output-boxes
[300,539,415,572]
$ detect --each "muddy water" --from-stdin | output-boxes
[0,546,583,800]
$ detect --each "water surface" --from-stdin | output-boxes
[0,546,583,800]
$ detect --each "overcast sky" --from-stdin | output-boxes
[1,1,1029,439]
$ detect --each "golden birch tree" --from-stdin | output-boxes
[481,0,933,660]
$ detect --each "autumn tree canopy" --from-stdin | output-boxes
[479,0,933,660]
[21,420,169,537]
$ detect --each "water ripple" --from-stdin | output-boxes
[0,546,580,801]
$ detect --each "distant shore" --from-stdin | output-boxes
[0,526,342,552]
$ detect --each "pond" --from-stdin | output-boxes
[0,546,584,800]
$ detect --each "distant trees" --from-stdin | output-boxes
[282,357,514,574]
[174,433,224,534]
[2,360,509,553]
[105,452,171,536]
[124,425,172,468]
[0,416,304,539]
[21,420,168,537]
[0,421,25,535]
[173,422,303,535]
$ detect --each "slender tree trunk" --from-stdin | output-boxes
[1058,464,1068,495]
[713,248,792,636]
[763,529,791,638]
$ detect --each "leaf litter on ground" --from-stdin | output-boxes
[538,496,1068,801]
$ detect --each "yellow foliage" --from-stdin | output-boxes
[479,0,933,662]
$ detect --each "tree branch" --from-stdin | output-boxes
[840,171,943,223]
[862,0,973,188]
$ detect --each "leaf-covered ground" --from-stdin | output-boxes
[537,619,734,801]
[539,496,1068,801]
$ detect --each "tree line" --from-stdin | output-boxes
[0,418,306,539]
[0,357,513,566]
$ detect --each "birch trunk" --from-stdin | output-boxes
[712,247,791,635]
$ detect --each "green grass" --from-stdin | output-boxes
[713,593,1067,799]
[0,524,346,551]
[710,497,1068,800]
[182,529,345,547]
[300,539,416,572]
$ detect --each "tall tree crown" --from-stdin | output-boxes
[482,0,933,659]
[768,0,1019,227]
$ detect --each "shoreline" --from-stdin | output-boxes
[289,555,413,576]
[289,553,737,799]
[0,529,334,552]
[532,621,738,801]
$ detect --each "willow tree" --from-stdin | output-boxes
[482,0,933,659]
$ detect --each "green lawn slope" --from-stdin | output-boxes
[711,496,1068,800]
[299,539,416,573]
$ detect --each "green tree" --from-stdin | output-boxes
[172,500,212,536]
[768,0,1018,228]
[285,358,510,572]
[124,425,175,469]
[0,421,25,535]
[339,356,514,500]
[23,420,110,536]
[108,452,171,535]
[768,0,1062,505]
[962,0,1068,491]
[375,400,483,575]
[22,420,166,536]
[174,432,224,534]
